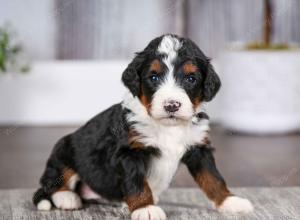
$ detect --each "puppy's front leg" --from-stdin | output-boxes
[119,147,166,220]
[124,180,166,220]
[182,145,253,213]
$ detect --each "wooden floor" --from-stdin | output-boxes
[0,125,299,189]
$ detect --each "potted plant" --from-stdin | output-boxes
[218,0,300,134]
[0,24,30,74]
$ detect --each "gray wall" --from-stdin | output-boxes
[56,0,186,59]
[0,0,56,60]
[1,0,300,60]
[57,0,300,59]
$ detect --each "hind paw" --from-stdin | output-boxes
[37,199,52,211]
[52,191,82,210]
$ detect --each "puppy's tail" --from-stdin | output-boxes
[33,188,52,211]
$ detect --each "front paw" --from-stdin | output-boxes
[218,196,254,214]
[131,205,166,220]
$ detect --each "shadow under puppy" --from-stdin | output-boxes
[33,34,253,220]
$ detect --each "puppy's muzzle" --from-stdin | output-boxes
[164,100,182,113]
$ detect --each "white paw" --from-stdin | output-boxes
[37,199,52,211]
[52,191,82,210]
[131,205,166,220]
[218,196,254,214]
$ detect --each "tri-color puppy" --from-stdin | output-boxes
[33,34,253,220]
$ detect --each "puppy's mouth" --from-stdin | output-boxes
[155,114,190,124]
[162,115,180,120]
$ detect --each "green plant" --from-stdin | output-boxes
[0,25,30,73]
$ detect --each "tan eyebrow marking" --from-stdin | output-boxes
[183,62,198,75]
[150,59,161,73]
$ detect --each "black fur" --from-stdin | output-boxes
[122,34,221,104]
[181,145,226,186]
[197,112,210,120]
[33,104,160,205]
[33,34,222,208]
[202,63,221,101]
[122,36,164,97]
[177,37,221,102]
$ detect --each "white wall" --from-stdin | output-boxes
[0,61,220,125]
[0,61,127,125]
[0,0,56,60]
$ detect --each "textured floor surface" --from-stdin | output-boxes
[0,187,299,220]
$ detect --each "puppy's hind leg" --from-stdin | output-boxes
[51,168,83,210]
[33,136,83,211]
[34,167,82,211]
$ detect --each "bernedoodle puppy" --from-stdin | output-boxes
[33,34,253,220]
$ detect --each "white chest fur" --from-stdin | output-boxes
[138,122,209,200]
[122,94,210,200]
[146,126,188,199]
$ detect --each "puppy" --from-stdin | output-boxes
[33,34,253,219]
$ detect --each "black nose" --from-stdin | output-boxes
[164,100,181,113]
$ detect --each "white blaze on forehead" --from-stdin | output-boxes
[157,35,182,84]
[157,35,182,68]
[151,36,194,122]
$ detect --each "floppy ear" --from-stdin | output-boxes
[202,63,221,102]
[121,52,146,97]
[183,38,221,102]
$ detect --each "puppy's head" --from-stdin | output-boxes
[122,34,220,125]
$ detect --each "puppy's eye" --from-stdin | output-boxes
[150,74,159,82]
[186,76,197,84]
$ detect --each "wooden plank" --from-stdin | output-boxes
[272,0,300,44]
[56,0,184,59]
[187,0,263,57]
[56,0,300,59]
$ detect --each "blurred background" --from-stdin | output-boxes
[0,0,299,189]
